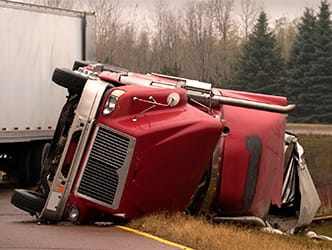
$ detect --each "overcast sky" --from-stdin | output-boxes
[261,0,321,19]
[118,0,324,21]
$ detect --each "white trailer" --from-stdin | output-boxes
[0,0,96,185]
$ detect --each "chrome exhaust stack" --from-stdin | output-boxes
[188,91,296,114]
[151,72,296,114]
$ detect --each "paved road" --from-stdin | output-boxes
[0,188,182,250]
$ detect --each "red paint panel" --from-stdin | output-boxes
[211,90,286,218]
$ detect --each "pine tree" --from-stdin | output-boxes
[287,1,332,123]
[310,0,332,77]
[309,0,332,123]
[287,8,316,83]
[286,8,316,123]
[232,11,284,95]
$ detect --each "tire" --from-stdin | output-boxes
[29,142,47,186]
[17,147,31,187]
[10,189,46,215]
[52,68,88,94]
[39,143,51,193]
[17,142,47,187]
[41,143,51,170]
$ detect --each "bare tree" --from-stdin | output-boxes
[150,0,182,74]
[87,0,122,64]
[181,1,216,81]
[274,17,298,62]
[239,0,260,40]
[209,0,238,86]
[116,23,138,70]
[133,28,152,73]
[212,0,234,42]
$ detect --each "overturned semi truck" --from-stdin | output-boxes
[11,61,321,232]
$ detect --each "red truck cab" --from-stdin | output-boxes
[12,62,223,223]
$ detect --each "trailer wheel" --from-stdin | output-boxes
[10,189,46,215]
[52,68,88,94]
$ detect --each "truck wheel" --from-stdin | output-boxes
[29,142,46,185]
[39,143,50,189]
[17,142,48,187]
[52,68,88,94]
[41,143,50,168]
[10,189,46,215]
[17,147,31,187]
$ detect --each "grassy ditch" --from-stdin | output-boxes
[128,124,332,249]
[129,212,332,250]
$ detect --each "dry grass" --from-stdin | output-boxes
[318,206,332,216]
[286,123,332,132]
[129,212,329,250]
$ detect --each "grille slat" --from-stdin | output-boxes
[83,166,118,183]
[77,126,132,207]
[94,138,129,152]
[89,151,124,169]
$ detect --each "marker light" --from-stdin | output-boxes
[103,89,126,115]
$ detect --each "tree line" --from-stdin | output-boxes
[34,0,332,124]
[233,0,332,123]
[39,0,265,85]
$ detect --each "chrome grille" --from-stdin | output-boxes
[77,126,134,208]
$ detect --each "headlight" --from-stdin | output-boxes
[67,204,80,223]
[103,89,126,115]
